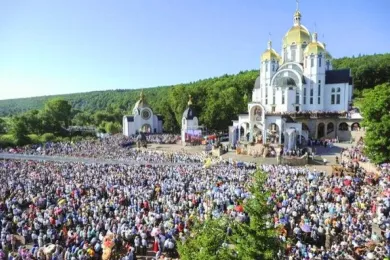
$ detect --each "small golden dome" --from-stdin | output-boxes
[261,41,281,62]
[304,42,325,55]
[283,25,311,46]
[261,49,281,62]
[319,42,332,59]
[325,51,332,60]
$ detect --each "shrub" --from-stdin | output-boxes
[0,134,16,147]
[28,134,41,144]
[41,133,56,142]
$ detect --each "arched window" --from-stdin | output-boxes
[310,82,314,104]
[331,88,341,105]
[265,61,269,72]
[272,60,275,72]
[272,88,276,104]
[326,60,330,70]
[318,53,322,67]
[327,122,334,134]
[291,44,297,61]
[283,47,287,62]
[338,122,348,131]
[301,43,307,60]
[318,80,321,104]
[310,54,314,67]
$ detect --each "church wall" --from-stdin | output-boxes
[153,116,158,133]
[323,83,349,111]
[122,117,128,136]
[127,122,136,135]
[184,117,199,130]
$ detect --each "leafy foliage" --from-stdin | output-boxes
[232,170,279,259]
[0,118,6,134]
[9,117,30,146]
[177,170,279,260]
[359,83,390,163]
[177,218,233,260]
[0,53,389,136]
[332,53,390,97]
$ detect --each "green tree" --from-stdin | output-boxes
[41,133,56,142]
[105,121,122,134]
[73,111,93,126]
[178,170,279,260]
[0,118,7,134]
[177,218,233,260]
[43,98,72,130]
[360,83,390,163]
[232,170,280,259]
[22,110,43,134]
[9,117,30,145]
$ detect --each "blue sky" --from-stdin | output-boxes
[0,0,388,100]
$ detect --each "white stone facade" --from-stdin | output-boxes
[122,92,163,136]
[181,96,201,144]
[230,7,361,147]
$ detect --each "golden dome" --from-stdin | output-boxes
[283,25,311,46]
[261,49,281,62]
[261,41,281,62]
[319,42,333,59]
[304,42,325,55]
[325,51,332,60]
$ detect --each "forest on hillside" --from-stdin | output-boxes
[1,53,389,133]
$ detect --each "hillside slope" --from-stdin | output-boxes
[1,53,389,121]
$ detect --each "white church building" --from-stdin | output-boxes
[122,91,163,136]
[230,6,362,149]
[181,95,202,145]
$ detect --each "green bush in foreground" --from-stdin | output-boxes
[177,170,280,260]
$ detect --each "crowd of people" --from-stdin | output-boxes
[0,139,257,259]
[1,135,390,259]
[1,135,197,164]
[341,137,368,163]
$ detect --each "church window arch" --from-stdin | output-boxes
[331,87,341,105]
[310,54,314,67]
[291,44,297,61]
[318,53,322,67]
[265,61,269,72]
[309,82,314,104]
[326,60,330,70]
[272,88,276,104]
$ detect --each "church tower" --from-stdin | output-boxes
[181,95,200,145]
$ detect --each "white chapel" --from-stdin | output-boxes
[122,91,163,136]
[181,95,201,144]
[229,5,362,149]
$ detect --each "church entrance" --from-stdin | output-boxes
[317,123,325,139]
[141,124,152,133]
